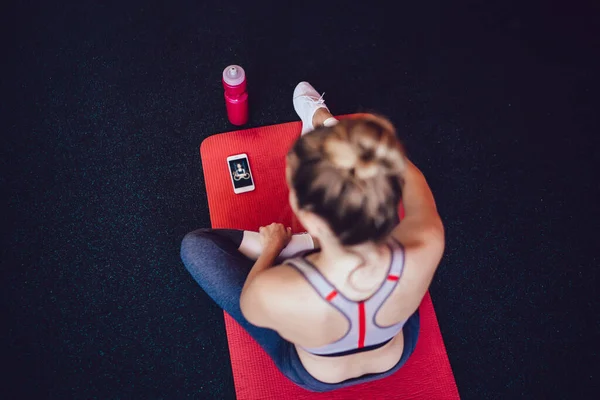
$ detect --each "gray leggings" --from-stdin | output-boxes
[180,228,420,392]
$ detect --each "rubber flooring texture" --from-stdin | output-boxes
[2,1,599,399]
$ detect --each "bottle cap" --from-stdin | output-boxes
[222,65,246,87]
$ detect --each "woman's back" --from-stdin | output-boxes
[253,224,443,383]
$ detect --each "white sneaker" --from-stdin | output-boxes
[293,81,330,135]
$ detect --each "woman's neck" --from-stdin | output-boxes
[312,236,391,295]
[316,236,382,273]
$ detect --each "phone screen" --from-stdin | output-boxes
[228,157,254,189]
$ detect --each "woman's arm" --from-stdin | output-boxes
[240,224,292,326]
[392,158,444,246]
[197,229,316,261]
[241,244,281,295]
[391,159,445,310]
[237,230,316,261]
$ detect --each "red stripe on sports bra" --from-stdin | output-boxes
[325,290,338,302]
[387,275,400,281]
[358,301,366,348]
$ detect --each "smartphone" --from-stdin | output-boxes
[227,153,255,194]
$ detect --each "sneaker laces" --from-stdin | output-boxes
[300,92,326,106]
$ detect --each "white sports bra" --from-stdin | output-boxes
[284,238,406,357]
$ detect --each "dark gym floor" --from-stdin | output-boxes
[3,1,599,399]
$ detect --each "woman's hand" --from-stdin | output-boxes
[259,223,292,252]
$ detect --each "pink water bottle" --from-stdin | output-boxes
[222,65,249,126]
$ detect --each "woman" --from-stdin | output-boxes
[180,82,444,392]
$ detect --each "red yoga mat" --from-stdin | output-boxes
[199,116,460,400]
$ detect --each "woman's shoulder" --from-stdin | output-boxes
[390,217,444,270]
[254,263,333,339]
[263,261,314,297]
[388,225,445,308]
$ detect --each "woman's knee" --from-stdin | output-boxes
[180,229,214,266]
